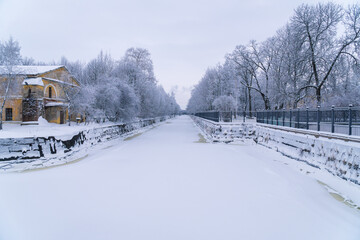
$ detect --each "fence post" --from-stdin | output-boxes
[243,110,245,123]
[349,104,353,135]
[297,108,300,128]
[306,107,309,130]
[289,109,292,128]
[331,105,335,133]
[282,109,285,126]
[317,106,320,131]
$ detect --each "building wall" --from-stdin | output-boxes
[22,85,44,99]
[40,67,79,87]
[0,76,25,96]
[43,80,65,100]
[45,106,68,124]
[1,98,23,122]
[0,67,79,123]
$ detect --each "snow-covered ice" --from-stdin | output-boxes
[0,116,359,240]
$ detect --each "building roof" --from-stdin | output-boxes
[0,65,64,75]
[22,77,44,87]
[45,102,68,107]
[43,77,79,87]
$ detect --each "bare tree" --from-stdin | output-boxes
[226,46,255,112]
[0,37,22,130]
[291,3,360,105]
[227,41,274,110]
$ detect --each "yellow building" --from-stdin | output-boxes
[0,65,80,124]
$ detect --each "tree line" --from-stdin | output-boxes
[0,38,180,125]
[187,2,360,113]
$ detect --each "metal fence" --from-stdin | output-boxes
[256,105,360,136]
[195,112,220,122]
[195,111,259,123]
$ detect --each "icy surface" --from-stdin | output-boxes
[0,116,359,240]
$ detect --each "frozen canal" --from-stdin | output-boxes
[0,116,359,240]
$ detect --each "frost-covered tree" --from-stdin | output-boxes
[83,51,114,85]
[212,95,237,112]
[124,48,155,83]
[291,3,360,105]
[63,48,179,122]
[0,37,22,130]
[189,2,360,111]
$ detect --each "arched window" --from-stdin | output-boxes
[49,87,52,98]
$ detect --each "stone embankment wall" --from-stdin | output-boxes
[192,116,360,184]
[191,116,256,142]
[255,125,360,184]
[0,117,167,162]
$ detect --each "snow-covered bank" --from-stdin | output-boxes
[0,117,170,171]
[0,120,113,139]
[191,116,255,142]
[256,126,360,185]
[0,116,359,240]
[192,116,360,185]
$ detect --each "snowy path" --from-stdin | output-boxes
[0,116,359,240]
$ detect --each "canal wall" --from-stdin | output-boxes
[192,116,360,184]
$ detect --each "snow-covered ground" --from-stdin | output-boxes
[0,116,359,240]
[0,120,114,139]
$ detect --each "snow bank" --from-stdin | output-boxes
[0,116,170,171]
[191,116,255,142]
[37,117,50,126]
[1,116,359,240]
[255,126,360,184]
[192,116,360,184]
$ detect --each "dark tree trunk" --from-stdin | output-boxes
[248,87,252,117]
[316,87,321,106]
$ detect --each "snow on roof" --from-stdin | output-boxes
[43,77,79,87]
[22,77,44,87]
[45,102,68,107]
[0,65,64,75]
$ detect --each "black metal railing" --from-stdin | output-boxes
[194,111,258,122]
[195,112,220,122]
[256,105,360,136]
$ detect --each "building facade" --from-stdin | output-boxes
[0,66,80,124]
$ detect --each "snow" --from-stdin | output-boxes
[255,125,360,184]
[44,102,68,107]
[43,77,79,87]
[0,65,63,75]
[192,116,360,184]
[22,77,44,86]
[0,121,112,139]
[0,116,359,240]
[37,116,50,126]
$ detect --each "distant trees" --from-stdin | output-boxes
[0,37,180,127]
[212,95,237,112]
[63,48,180,122]
[291,3,360,105]
[187,2,360,113]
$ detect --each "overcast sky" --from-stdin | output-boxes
[0,0,357,109]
